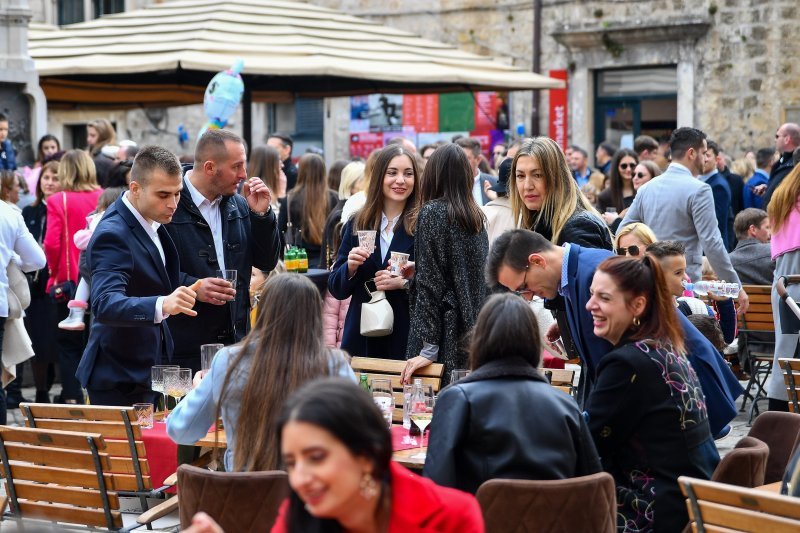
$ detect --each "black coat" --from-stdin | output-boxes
[533,208,613,250]
[163,177,281,365]
[278,189,338,267]
[423,357,602,494]
[763,151,797,208]
[406,200,489,380]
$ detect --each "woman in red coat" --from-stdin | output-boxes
[272,378,484,533]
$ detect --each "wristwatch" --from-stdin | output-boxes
[252,204,272,217]
[402,279,410,290]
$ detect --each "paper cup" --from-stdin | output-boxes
[389,251,410,276]
[358,230,377,254]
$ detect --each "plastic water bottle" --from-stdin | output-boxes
[682,280,740,298]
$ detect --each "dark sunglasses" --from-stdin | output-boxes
[616,245,640,256]
[633,172,649,179]
[618,163,636,170]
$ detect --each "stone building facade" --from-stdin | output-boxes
[18,0,800,163]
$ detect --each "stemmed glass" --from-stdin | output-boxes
[409,384,435,458]
[370,378,394,428]
[151,365,179,422]
[164,368,192,419]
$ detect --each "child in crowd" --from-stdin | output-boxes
[645,240,737,345]
[57,187,125,330]
[0,113,16,171]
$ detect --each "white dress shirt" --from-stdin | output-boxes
[380,212,400,260]
[471,170,483,206]
[122,193,168,323]
[0,201,46,318]
[184,172,226,271]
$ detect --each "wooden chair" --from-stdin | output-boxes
[679,476,800,532]
[350,357,444,423]
[738,284,775,418]
[543,368,576,396]
[780,358,800,413]
[19,403,170,514]
[476,473,616,532]
[0,425,132,531]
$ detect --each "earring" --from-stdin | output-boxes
[359,472,379,499]
[632,316,641,327]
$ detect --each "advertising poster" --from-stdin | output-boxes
[350,132,384,158]
[403,95,439,132]
[548,70,569,150]
[368,94,403,131]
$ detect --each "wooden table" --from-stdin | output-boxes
[392,447,426,470]
[755,481,782,493]
[195,428,227,448]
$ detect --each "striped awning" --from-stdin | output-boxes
[29,0,563,107]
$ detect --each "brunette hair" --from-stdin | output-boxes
[687,314,725,351]
[509,137,599,243]
[217,274,340,472]
[58,149,99,192]
[86,119,116,155]
[485,229,554,287]
[288,153,330,245]
[0,171,24,203]
[354,145,418,235]
[277,378,393,533]
[596,255,685,353]
[469,293,542,370]
[195,129,243,164]
[36,134,60,164]
[734,208,768,240]
[327,159,348,192]
[408,143,484,234]
[637,160,662,181]
[34,160,61,205]
[606,149,638,211]
[360,148,382,192]
[130,146,181,185]
[769,165,800,234]
[248,145,282,196]
[96,187,125,212]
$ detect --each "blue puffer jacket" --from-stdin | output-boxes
[0,140,16,170]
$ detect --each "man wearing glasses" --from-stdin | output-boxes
[487,228,743,440]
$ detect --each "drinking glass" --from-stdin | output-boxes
[370,378,394,428]
[450,369,470,383]
[605,207,617,215]
[133,403,154,429]
[402,384,414,430]
[201,343,224,373]
[164,368,191,418]
[410,384,434,457]
[151,365,179,421]
[216,270,238,301]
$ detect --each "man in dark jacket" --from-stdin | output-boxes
[164,129,280,372]
[267,132,297,191]
[761,122,799,208]
[702,141,734,251]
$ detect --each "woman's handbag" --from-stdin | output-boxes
[283,193,301,249]
[48,192,77,303]
[360,283,394,337]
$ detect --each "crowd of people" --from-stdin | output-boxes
[1,110,800,531]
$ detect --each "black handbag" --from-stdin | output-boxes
[283,193,302,249]
[49,192,77,304]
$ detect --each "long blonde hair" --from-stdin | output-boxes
[769,165,800,234]
[58,150,99,192]
[87,118,117,156]
[510,137,598,243]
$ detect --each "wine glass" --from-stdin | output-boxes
[164,368,191,418]
[409,384,434,458]
[151,365,179,421]
[370,378,393,428]
[201,344,224,373]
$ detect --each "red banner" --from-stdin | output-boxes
[548,70,568,150]
[350,132,384,159]
[473,92,498,134]
[402,95,439,133]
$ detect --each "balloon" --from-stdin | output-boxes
[199,60,245,138]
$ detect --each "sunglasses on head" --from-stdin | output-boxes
[619,163,636,170]
[616,245,640,256]
[633,172,649,179]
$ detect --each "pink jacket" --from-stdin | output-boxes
[43,189,102,289]
[771,197,800,260]
[323,290,350,347]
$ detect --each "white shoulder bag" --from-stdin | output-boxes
[360,283,394,337]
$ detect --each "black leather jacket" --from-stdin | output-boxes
[423,357,602,494]
[163,177,280,360]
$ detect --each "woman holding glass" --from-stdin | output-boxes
[328,146,417,359]
[510,137,612,250]
[271,378,484,532]
[584,255,718,532]
[167,274,355,471]
[400,144,489,385]
[424,293,601,494]
[43,150,102,404]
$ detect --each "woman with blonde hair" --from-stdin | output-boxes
[86,119,117,187]
[341,148,380,224]
[277,153,338,266]
[511,137,612,249]
[320,161,365,269]
[614,222,657,256]
[42,149,101,404]
[765,165,800,411]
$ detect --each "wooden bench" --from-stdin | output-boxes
[0,425,125,530]
[679,476,800,532]
[738,284,776,418]
[351,357,444,424]
[19,403,169,514]
[544,368,576,396]
[779,358,800,413]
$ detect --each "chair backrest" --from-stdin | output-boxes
[748,410,800,484]
[543,368,576,396]
[19,403,151,492]
[177,464,289,532]
[780,359,800,413]
[711,436,769,488]
[475,473,616,533]
[680,476,800,532]
[738,285,774,333]
[350,356,444,423]
[0,425,122,530]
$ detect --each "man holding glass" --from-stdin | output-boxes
[78,147,198,406]
[164,129,281,374]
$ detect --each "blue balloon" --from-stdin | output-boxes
[202,60,245,133]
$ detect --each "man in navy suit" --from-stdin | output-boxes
[78,146,198,406]
[488,229,743,438]
[455,137,497,206]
